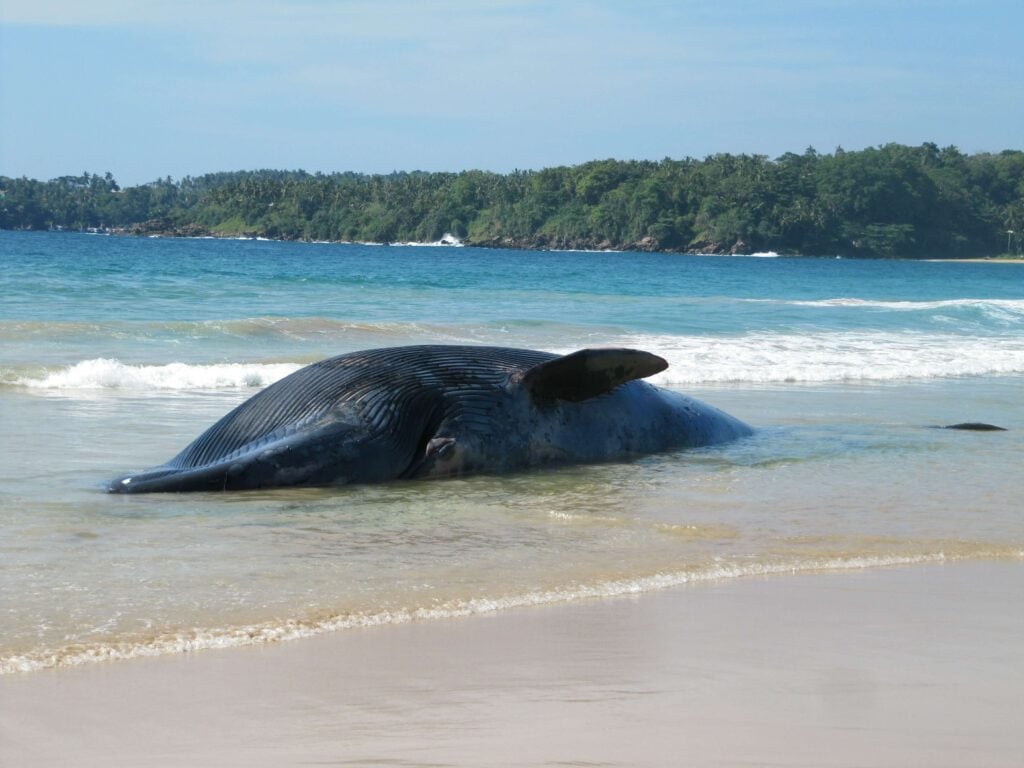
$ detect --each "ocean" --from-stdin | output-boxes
[2,230,1022,674]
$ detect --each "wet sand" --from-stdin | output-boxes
[2,561,1022,767]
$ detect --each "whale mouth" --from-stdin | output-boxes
[107,467,181,493]
[109,466,196,495]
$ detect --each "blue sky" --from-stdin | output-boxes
[1,0,1021,185]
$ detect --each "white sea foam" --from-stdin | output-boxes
[746,297,1024,316]
[392,233,465,247]
[18,359,302,391]
[615,331,1024,385]
[4,549,1019,675]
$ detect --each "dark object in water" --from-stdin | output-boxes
[941,422,1007,431]
[107,345,753,493]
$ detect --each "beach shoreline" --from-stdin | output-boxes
[12,227,1024,261]
[927,257,1024,264]
[3,561,1022,768]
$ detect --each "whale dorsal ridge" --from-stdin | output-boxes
[520,348,668,403]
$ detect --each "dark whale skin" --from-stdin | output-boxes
[108,345,752,493]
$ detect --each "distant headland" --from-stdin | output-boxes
[2,143,1022,259]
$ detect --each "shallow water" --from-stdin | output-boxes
[1,231,1022,673]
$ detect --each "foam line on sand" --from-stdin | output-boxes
[2,562,1022,767]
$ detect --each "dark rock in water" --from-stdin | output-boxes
[942,422,1007,431]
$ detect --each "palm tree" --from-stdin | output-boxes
[1004,203,1024,253]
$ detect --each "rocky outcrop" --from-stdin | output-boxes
[122,219,213,238]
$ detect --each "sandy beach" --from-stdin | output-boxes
[3,561,1022,768]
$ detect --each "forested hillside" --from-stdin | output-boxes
[2,144,1022,258]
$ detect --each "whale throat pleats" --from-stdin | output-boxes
[160,345,554,472]
[520,348,668,403]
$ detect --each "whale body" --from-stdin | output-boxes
[107,345,752,493]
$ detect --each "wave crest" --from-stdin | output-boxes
[17,358,302,391]
[746,297,1024,320]
[626,331,1024,384]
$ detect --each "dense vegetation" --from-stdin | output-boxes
[2,144,1022,258]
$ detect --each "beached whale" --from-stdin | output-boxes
[107,345,753,493]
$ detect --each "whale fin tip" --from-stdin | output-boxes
[521,348,668,403]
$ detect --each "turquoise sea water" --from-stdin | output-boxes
[2,230,1023,673]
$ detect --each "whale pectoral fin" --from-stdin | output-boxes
[402,436,459,479]
[520,348,668,403]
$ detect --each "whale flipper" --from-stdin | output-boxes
[520,348,668,403]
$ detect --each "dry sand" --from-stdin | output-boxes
[3,561,1023,767]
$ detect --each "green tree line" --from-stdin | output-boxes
[2,143,1022,258]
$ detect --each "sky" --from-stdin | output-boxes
[1,0,1021,185]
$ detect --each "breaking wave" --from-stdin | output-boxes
[594,331,1024,385]
[8,328,1024,392]
[745,297,1024,320]
[15,359,302,391]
